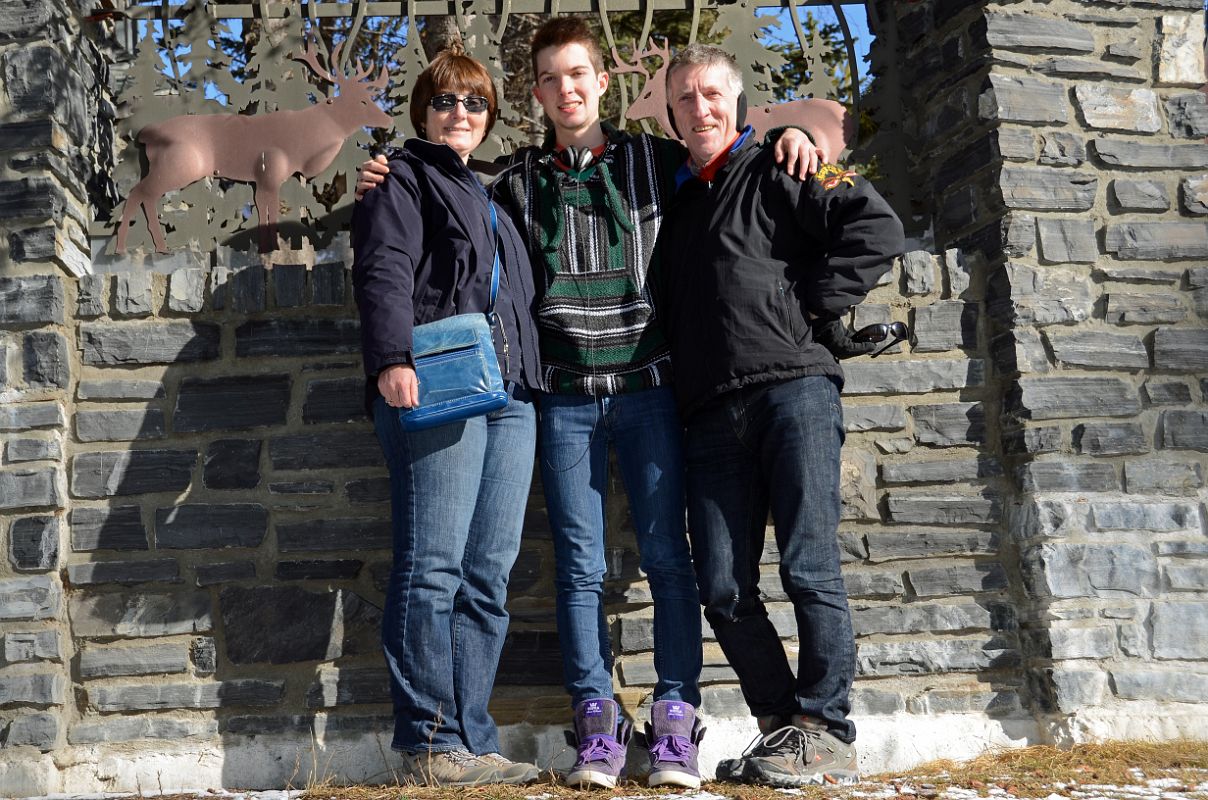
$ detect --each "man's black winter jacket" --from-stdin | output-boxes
[656,134,906,419]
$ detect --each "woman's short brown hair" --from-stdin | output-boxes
[409,45,499,139]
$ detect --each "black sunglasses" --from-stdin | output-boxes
[429,93,490,113]
[852,321,911,358]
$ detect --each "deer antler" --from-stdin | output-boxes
[297,36,338,84]
[642,36,671,65]
[611,40,650,77]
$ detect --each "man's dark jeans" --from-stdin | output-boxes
[684,375,857,743]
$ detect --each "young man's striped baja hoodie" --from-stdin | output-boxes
[491,122,683,395]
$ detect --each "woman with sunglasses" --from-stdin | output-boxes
[351,46,543,787]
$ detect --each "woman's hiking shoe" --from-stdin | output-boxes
[399,749,529,786]
[564,697,631,788]
[479,752,541,783]
[644,700,705,789]
[744,723,859,787]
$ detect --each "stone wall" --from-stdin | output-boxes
[0,0,1206,796]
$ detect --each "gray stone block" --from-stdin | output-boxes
[272,264,305,308]
[1099,266,1183,284]
[1002,214,1036,257]
[195,561,256,587]
[174,375,291,432]
[980,75,1067,124]
[0,673,65,706]
[1182,174,1208,214]
[997,128,1034,161]
[168,268,206,313]
[269,431,384,470]
[882,457,1002,485]
[1167,563,1208,591]
[1074,85,1160,132]
[231,266,266,314]
[203,439,262,490]
[1152,602,1208,659]
[277,518,391,552]
[886,492,1001,526]
[990,263,1093,326]
[1125,460,1203,494]
[1018,462,1118,492]
[155,504,268,549]
[345,477,390,503]
[907,563,1008,598]
[1014,376,1140,421]
[80,321,220,364]
[984,11,1094,52]
[844,359,984,395]
[0,711,58,750]
[22,331,68,389]
[221,586,381,665]
[1158,12,1206,85]
[69,590,211,638]
[8,515,58,571]
[1001,167,1096,212]
[1037,218,1098,263]
[1105,40,1143,60]
[1092,501,1201,533]
[912,301,977,353]
[75,409,165,443]
[1047,668,1107,711]
[1112,670,1208,704]
[1074,423,1148,456]
[71,450,195,498]
[70,506,146,552]
[1003,425,1062,456]
[1048,626,1117,659]
[1154,328,1208,371]
[0,276,63,326]
[857,636,1020,677]
[67,559,180,586]
[6,438,61,464]
[192,637,216,675]
[1047,331,1148,369]
[842,568,904,598]
[1106,221,1208,260]
[0,176,72,225]
[78,642,190,679]
[1035,57,1141,81]
[851,602,996,637]
[1166,92,1208,138]
[1023,543,1159,599]
[77,274,105,317]
[0,402,63,431]
[76,380,165,401]
[115,273,154,317]
[843,403,907,432]
[312,262,346,305]
[1038,132,1086,167]
[275,560,363,580]
[0,467,61,511]
[269,480,333,495]
[1105,293,1186,325]
[89,679,285,712]
[306,667,390,707]
[235,319,360,358]
[1094,140,1208,169]
[911,402,986,446]
[1111,180,1170,212]
[0,576,58,621]
[68,716,218,745]
[0,0,52,39]
[2,631,59,664]
[302,378,366,424]
[865,530,996,561]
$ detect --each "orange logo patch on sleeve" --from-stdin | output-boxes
[815,163,859,190]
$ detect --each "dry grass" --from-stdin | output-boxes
[297,740,1208,800]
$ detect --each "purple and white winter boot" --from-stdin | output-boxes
[565,697,631,788]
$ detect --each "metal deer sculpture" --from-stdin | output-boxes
[611,38,856,161]
[116,39,392,254]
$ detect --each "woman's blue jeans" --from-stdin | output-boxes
[373,391,536,754]
[684,376,857,743]
[538,386,703,708]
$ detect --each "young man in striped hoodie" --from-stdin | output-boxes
[357,19,825,788]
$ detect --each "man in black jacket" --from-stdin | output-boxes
[655,44,906,787]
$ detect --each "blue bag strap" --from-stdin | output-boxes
[486,200,500,316]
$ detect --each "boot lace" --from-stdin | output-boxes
[576,735,625,766]
[751,726,816,762]
[650,734,695,766]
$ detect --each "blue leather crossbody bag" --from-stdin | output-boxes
[398,200,508,431]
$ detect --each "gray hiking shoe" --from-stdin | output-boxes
[744,724,859,787]
[479,752,542,783]
[399,749,529,786]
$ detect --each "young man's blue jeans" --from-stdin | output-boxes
[684,375,857,743]
[373,391,536,754]
[539,386,703,708]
